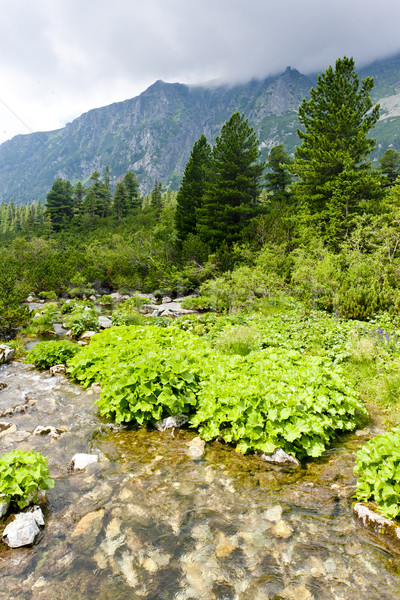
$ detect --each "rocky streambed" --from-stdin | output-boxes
[1,359,400,599]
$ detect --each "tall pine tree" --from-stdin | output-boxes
[197,113,263,250]
[175,134,211,244]
[292,56,381,243]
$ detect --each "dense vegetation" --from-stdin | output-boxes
[3,57,400,519]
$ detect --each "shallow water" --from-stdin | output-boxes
[1,360,400,600]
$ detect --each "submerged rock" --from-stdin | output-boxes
[260,448,299,466]
[71,453,99,470]
[155,414,189,431]
[187,436,205,459]
[2,506,44,548]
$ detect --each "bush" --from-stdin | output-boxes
[0,450,54,508]
[38,290,57,300]
[67,324,367,459]
[354,429,400,519]
[24,302,58,335]
[25,340,81,369]
[64,306,98,337]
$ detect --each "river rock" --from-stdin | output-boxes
[0,344,15,365]
[49,364,66,376]
[71,453,99,470]
[272,519,294,539]
[260,448,299,466]
[33,425,66,438]
[98,316,113,328]
[187,436,205,459]
[80,330,97,339]
[353,502,400,546]
[155,414,189,431]
[2,507,44,548]
[0,495,10,518]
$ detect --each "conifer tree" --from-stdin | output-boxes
[197,113,263,250]
[150,180,163,218]
[292,57,381,242]
[175,134,211,244]
[265,145,293,201]
[123,171,141,210]
[113,182,128,219]
[44,178,74,231]
[379,149,400,187]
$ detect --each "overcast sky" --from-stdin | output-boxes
[0,0,399,144]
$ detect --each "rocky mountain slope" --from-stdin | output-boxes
[1,53,400,204]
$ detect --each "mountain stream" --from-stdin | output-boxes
[0,359,400,599]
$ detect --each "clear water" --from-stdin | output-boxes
[1,361,400,599]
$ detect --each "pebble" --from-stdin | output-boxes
[265,505,283,522]
[272,519,294,539]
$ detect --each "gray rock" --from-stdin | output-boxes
[0,344,15,365]
[49,364,66,376]
[33,425,66,438]
[71,453,99,470]
[80,330,97,339]
[2,508,44,548]
[261,448,299,466]
[155,414,189,431]
[0,495,10,518]
[98,316,113,328]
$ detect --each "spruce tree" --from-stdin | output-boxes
[175,134,211,244]
[44,178,74,231]
[265,145,293,201]
[197,113,263,250]
[292,57,381,241]
[150,180,163,219]
[113,182,128,219]
[123,171,141,210]
[379,149,400,187]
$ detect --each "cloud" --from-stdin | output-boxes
[0,0,399,143]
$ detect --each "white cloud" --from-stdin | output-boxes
[0,0,399,143]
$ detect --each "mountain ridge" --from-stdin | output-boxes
[1,54,400,204]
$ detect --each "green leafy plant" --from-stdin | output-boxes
[67,323,367,459]
[38,290,57,300]
[354,429,400,520]
[25,340,81,369]
[0,450,54,509]
[24,302,58,335]
[64,306,98,337]
[99,294,113,305]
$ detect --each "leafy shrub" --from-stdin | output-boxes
[354,429,400,519]
[214,325,261,356]
[111,310,145,327]
[99,294,113,305]
[68,326,213,424]
[191,349,367,458]
[38,290,57,300]
[64,306,98,337]
[68,324,367,459]
[25,302,58,335]
[59,299,93,314]
[26,340,81,369]
[0,450,54,508]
